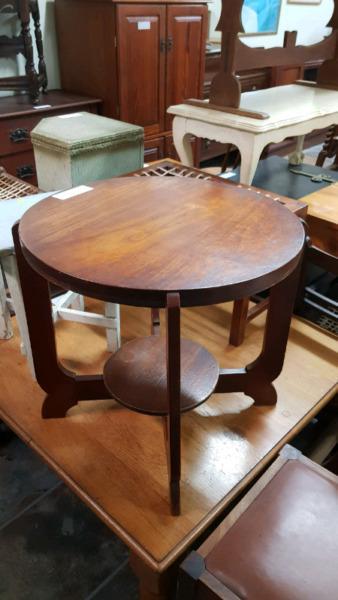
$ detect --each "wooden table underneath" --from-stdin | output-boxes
[0,302,337,599]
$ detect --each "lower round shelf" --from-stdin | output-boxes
[103,335,219,416]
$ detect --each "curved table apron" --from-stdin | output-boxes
[14,175,305,415]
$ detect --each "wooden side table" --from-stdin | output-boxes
[14,177,305,514]
[168,85,338,184]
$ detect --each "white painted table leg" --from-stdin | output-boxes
[2,254,35,378]
[105,303,121,352]
[238,138,265,185]
[289,135,305,165]
[172,117,194,167]
[0,262,13,340]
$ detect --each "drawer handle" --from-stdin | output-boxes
[10,128,29,143]
[16,164,34,179]
[167,36,173,51]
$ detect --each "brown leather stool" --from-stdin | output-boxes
[179,446,338,600]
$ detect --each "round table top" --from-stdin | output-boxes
[19,177,305,307]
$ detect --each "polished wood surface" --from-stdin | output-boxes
[19,177,304,307]
[301,183,338,257]
[0,302,336,574]
[165,5,207,131]
[117,4,166,137]
[103,335,219,414]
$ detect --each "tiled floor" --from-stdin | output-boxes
[0,431,138,600]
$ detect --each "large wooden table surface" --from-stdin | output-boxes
[0,302,337,576]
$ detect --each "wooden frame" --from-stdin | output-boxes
[200,0,338,111]
[178,444,338,599]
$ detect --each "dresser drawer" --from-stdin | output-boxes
[0,115,35,156]
[1,151,37,187]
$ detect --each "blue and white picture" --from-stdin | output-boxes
[242,0,282,34]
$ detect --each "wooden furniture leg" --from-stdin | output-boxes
[30,0,48,92]
[19,0,40,104]
[0,262,13,340]
[229,298,249,346]
[166,292,181,516]
[172,118,194,167]
[289,134,305,165]
[151,308,160,335]
[12,222,107,417]
[130,552,178,600]
[316,125,338,167]
[216,257,303,405]
[2,253,35,377]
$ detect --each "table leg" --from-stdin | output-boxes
[130,553,178,600]
[172,118,194,167]
[289,135,305,166]
[166,292,181,516]
[238,139,264,185]
[216,258,303,405]
[229,298,249,347]
[12,223,108,418]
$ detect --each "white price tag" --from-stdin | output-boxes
[58,113,83,119]
[53,185,93,200]
[137,21,151,30]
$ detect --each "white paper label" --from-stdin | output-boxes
[33,104,52,109]
[53,185,93,200]
[219,171,236,180]
[137,21,150,30]
[58,113,83,119]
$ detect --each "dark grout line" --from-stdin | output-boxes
[0,480,63,531]
[84,557,130,600]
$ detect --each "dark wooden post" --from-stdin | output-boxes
[209,0,243,108]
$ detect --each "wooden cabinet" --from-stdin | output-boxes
[0,91,101,186]
[55,0,208,159]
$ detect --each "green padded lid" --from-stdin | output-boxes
[31,111,144,156]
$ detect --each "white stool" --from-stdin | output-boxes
[0,192,120,378]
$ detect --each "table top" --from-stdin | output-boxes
[302,182,338,226]
[0,90,102,120]
[19,177,304,307]
[0,301,337,572]
[168,84,338,133]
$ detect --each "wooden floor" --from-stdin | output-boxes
[0,301,337,574]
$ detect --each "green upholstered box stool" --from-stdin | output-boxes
[31,111,144,191]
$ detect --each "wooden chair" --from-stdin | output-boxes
[0,0,47,103]
[0,170,120,377]
[178,445,338,599]
[316,125,338,169]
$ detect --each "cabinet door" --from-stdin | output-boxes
[165,4,207,130]
[117,4,166,137]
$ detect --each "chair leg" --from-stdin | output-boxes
[0,262,13,340]
[229,298,249,347]
[105,302,121,352]
[151,308,160,335]
[2,253,35,378]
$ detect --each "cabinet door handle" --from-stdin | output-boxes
[167,36,173,51]
[16,164,34,179]
[10,128,29,143]
[160,38,166,53]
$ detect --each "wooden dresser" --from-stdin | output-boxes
[0,91,101,186]
[55,0,208,162]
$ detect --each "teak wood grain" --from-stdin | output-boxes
[19,177,304,308]
[0,302,337,574]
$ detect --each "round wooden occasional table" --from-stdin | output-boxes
[14,177,305,515]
